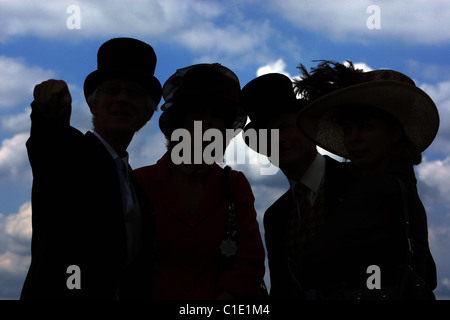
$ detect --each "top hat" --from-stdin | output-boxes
[83,37,162,106]
[296,68,440,158]
[240,73,307,153]
[158,63,246,137]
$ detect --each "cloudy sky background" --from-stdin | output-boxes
[0,0,449,299]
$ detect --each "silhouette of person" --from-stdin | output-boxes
[239,73,352,299]
[134,63,265,299]
[21,38,162,299]
[294,60,438,299]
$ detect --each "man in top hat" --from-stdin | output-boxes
[240,73,352,299]
[21,37,162,299]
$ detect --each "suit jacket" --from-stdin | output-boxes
[264,156,352,299]
[21,103,154,299]
[134,152,265,299]
[299,163,437,296]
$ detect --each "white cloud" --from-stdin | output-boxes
[420,81,450,107]
[0,202,32,275]
[408,60,450,82]
[0,56,54,109]
[429,224,450,257]
[419,81,450,155]
[256,59,291,78]
[4,0,449,47]
[442,278,450,292]
[272,0,450,45]
[4,202,32,244]
[0,0,274,63]
[256,59,372,86]
[427,222,450,299]
[0,133,31,184]
[1,107,31,133]
[351,62,373,72]
[0,251,30,275]
[223,130,281,177]
[417,156,450,204]
[129,129,167,170]
[176,22,269,57]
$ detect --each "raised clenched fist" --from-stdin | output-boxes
[33,79,72,115]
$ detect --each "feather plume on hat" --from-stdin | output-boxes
[294,60,439,157]
[293,60,364,102]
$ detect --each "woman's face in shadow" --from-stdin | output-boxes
[340,110,401,174]
[183,107,227,134]
[181,105,230,164]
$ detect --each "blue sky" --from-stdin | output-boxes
[0,0,449,300]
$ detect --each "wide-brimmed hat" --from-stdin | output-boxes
[84,37,162,106]
[158,63,246,137]
[240,73,307,154]
[297,69,440,158]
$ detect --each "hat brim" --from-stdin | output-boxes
[159,104,247,138]
[297,80,440,158]
[84,69,162,106]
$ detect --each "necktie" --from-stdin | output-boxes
[285,183,312,263]
[115,157,133,214]
[114,158,142,265]
[295,182,312,227]
[295,182,326,243]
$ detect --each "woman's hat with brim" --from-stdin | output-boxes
[240,73,307,155]
[297,69,440,158]
[84,37,162,106]
[158,63,246,137]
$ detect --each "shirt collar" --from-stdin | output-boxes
[92,130,129,165]
[289,153,325,194]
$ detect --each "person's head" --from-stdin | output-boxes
[296,61,439,175]
[240,73,316,177]
[159,63,246,163]
[84,38,162,138]
[87,77,156,136]
[262,111,317,177]
[336,104,420,174]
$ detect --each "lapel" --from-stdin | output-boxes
[279,190,295,214]
[82,131,128,263]
[84,131,117,169]
[264,189,293,231]
[153,152,224,227]
[83,131,126,224]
